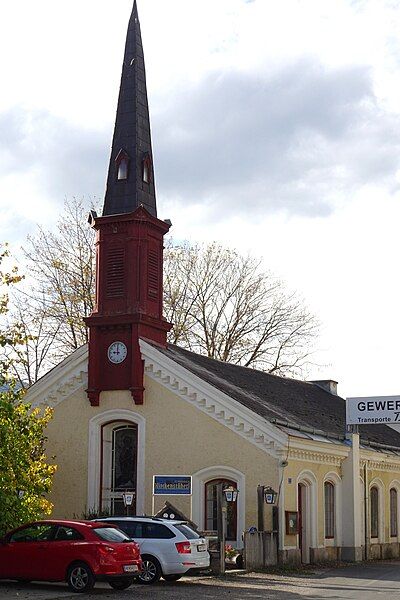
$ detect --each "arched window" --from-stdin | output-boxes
[324,481,335,539]
[390,488,398,537]
[117,158,129,180]
[115,149,130,181]
[205,479,237,541]
[142,153,152,184]
[370,486,379,539]
[101,421,138,516]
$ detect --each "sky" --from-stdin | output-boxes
[1,0,400,398]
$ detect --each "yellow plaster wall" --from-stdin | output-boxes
[283,443,343,548]
[363,456,400,543]
[44,375,279,530]
[38,375,400,555]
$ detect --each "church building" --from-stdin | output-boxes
[26,1,400,565]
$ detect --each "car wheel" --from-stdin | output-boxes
[162,574,182,582]
[108,578,134,590]
[138,555,161,584]
[67,562,95,593]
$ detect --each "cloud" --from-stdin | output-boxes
[1,57,400,232]
[0,108,109,203]
[153,59,400,218]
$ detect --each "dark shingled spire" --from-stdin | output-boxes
[103,1,157,217]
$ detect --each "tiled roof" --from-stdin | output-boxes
[159,344,400,449]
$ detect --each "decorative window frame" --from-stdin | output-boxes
[369,478,384,543]
[87,409,146,514]
[192,466,245,549]
[323,471,342,547]
[389,479,400,541]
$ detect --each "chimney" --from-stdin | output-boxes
[311,380,338,396]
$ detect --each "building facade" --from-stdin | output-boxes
[26,1,400,565]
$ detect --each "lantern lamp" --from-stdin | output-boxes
[223,485,239,503]
[264,486,278,505]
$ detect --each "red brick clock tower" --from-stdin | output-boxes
[84,1,171,406]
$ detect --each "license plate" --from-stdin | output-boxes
[123,564,138,573]
[197,544,206,552]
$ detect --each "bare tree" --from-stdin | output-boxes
[5,292,62,387]
[5,198,97,384]
[164,242,319,376]
[13,200,318,382]
[23,198,96,354]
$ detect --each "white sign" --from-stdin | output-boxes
[346,396,400,425]
[122,492,135,506]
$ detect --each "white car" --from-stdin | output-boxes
[95,517,210,584]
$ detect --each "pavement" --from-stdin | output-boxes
[2,562,400,599]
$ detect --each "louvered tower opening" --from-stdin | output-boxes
[148,248,159,299]
[106,247,125,298]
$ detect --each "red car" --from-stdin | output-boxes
[0,520,142,593]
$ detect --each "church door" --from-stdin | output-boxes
[101,422,138,516]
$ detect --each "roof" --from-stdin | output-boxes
[103,0,157,217]
[158,343,400,450]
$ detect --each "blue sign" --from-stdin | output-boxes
[153,476,192,496]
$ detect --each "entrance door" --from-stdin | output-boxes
[298,483,309,563]
[298,483,303,561]
[205,479,238,541]
[101,422,138,515]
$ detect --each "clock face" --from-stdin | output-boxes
[107,341,128,364]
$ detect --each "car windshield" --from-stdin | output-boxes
[174,524,200,539]
[93,527,130,542]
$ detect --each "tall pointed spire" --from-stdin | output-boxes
[85,0,171,407]
[103,1,157,217]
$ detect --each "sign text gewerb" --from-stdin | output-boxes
[346,396,400,425]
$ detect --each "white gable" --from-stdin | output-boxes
[24,340,288,460]
[26,345,88,408]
